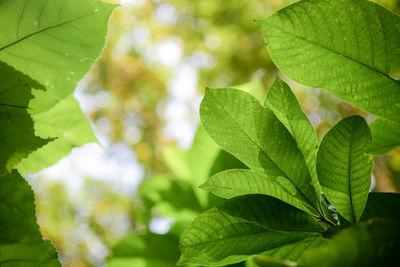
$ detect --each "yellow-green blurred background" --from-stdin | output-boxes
[26,0,400,266]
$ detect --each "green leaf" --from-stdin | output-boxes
[317,115,373,223]
[201,169,318,217]
[361,192,400,221]
[257,0,400,121]
[0,170,60,266]
[0,0,116,103]
[265,77,321,200]
[108,233,180,267]
[200,88,319,210]
[298,219,400,267]
[0,61,48,174]
[16,95,97,174]
[367,118,400,154]
[179,195,324,266]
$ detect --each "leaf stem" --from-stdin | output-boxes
[322,216,336,226]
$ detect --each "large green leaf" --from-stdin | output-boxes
[361,192,400,221]
[201,169,318,217]
[107,233,180,267]
[0,0,116,105]
[317,115,373,223]
[367,118,400,154]
[265,77,321,199]
[298,219,400,267]
[200,88,319,210]
[0,61,48,174]
[257,0,400,121]
[179,195,324,266]
[0,170,60,266]
[16,95,97,174]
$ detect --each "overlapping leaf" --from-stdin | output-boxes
[0,171,60,266]
[317,116,373,223]
[17,95,97,174]
[179,195,324,266]
[265,78,321,199]
[201,170,318,216]
[367,119,400,154]
[257,0,400,121]
[200,88,319,210]
[0,61,48,175]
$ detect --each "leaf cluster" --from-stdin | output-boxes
[179,0,400,266]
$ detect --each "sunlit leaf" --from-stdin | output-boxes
[179,195,324,266]
[17,95,97,174]
[265,77,321,200]
[0,170,60,266]
[257,0,400,121]
[317,115,373,223]
[0,0,117,106]
[200,88,319,209]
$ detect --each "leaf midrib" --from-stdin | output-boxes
[209,92,317,210]
[0,13,92,52]
[348,124,357,223]
[265,21,400,85]
[206,170,317,214]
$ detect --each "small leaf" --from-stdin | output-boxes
[361,192,400,221]
[201,169,318,217]
[317,115,373,223]
[0,61,48,174]
[17,95,97,174]
[298,219,400,267]
[367,118,400,154]
[265,77,321,200]
[257,0,400,121]
[179,195,324,266]
[0,170,60,266]
[200,88,319,210]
